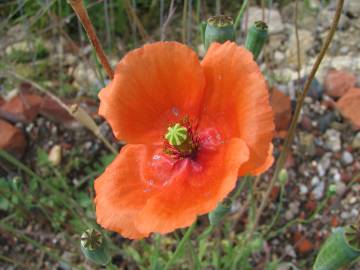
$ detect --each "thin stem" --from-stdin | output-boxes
[263,181,286,236]
[150,234,161,270]
[182,0,188,44]
[234,0,248,30]
[267,192,332,239]
[164,222,196,270]
[294,0,302,88]
[68,0,114,79]
[248,0,344,238]
[231,176,250,200]
[160,0,176,41]
[0,149,91,227]
[0,254,29,269]
[123,0,149,41]
[0,222,70,265]
[187,240,201,270]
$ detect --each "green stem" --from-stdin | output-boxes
[0,222,70,265]
[248,0,344,239]
[164,222,196,270]
[0,149,91,227]
[263,182,286,235]
[187,239,201,270]
[0,254,29,268]
[231,176,250,201]
[234,0,248,30]
[267,193,331,239]
[150,234,161,270]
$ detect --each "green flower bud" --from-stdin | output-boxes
[204,15,235,51]
[328,184,337,196]
[208,198,232,226]
[80,228,111,265]
[245,20,268,60]
[278,168,288,185]
[313,226,360,270]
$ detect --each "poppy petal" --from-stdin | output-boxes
[95,139,249,238]
[200,42,274,175]
[135,138,249,235]
[94,144,158,239]
[99,42,205,144]
[247,143,274,176]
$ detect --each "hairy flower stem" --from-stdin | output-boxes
[248,0,344,238]
[164,222,196,270]
[68,0,114,79]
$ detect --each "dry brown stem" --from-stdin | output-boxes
[68,0,114,79]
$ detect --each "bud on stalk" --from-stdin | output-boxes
[245,21,268,60]
[313,225,360,270]
[204,15,235,51]
[80,228,111,265]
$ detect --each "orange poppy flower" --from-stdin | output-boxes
[95,41,274,239]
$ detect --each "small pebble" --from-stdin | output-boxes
[299,184,309,195]
[312,181,325,200]
[341,151,354,165]
[311,176,320,186]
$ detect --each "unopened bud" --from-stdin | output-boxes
[328,184,337,196]
[80,228,111,265]
[204,15,235,50]
[278,168,288,185]
[245,21,268,60]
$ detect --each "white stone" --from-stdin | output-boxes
[274,51,285,62]
[324,129,341,152]
[312,181,325,200]
[341,151,354,165]
[344,0,360,18]
[311,176,320,186]
[286,29,314,66]
[352,132,360,149]
[299,184,309,195]
[317,153,332,177]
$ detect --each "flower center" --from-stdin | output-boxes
[163,117,199,159]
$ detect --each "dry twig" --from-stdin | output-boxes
[68,0,114,79]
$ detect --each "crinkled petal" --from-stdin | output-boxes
[98,42,205,144]
[200,42,274,175]
[94,138,249,238]
[247,143,274,176]
[94,144,156,239]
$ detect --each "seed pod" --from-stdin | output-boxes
[80,228,111,265]
[204,15,235,51]
[208,198,232,226]
[245,21,268,60]
[313,226,360,270]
